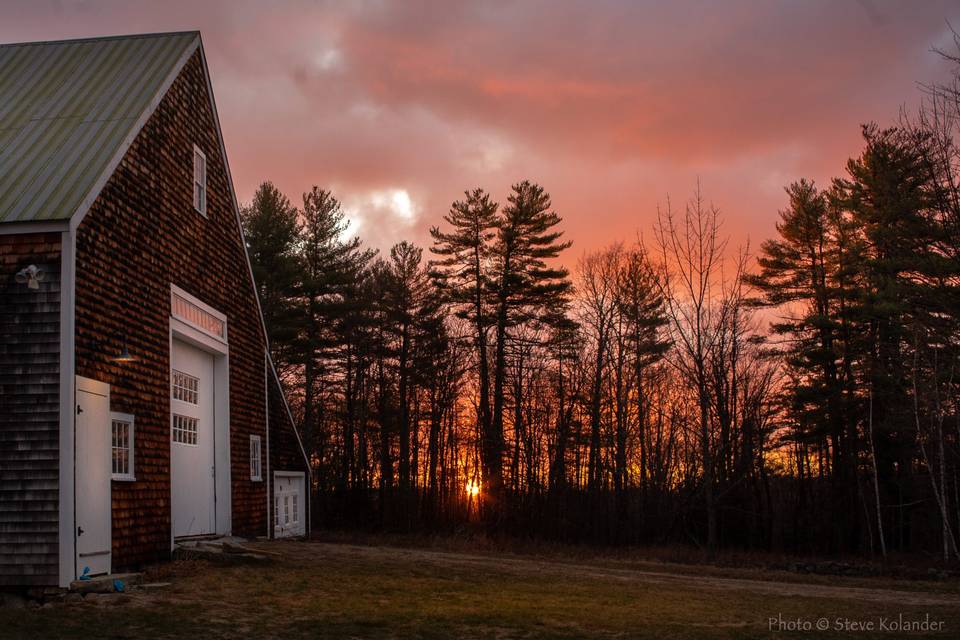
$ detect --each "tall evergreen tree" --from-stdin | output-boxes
[385,241,434,501]
[429,189,499,499]
[746,179,862,550]
[489,181,572,524]
[240,181,301,370]
[296,187,370,459]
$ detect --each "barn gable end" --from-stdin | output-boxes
[0,32,310,586]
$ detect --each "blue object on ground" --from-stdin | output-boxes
[113,579,125,593]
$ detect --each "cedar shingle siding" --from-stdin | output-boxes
[74,50,272,569]
[0,233,61,586]
[0,34,308,584]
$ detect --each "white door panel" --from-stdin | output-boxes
[274,472,305,538]
[171,339,216,537]
[75,379,111,577]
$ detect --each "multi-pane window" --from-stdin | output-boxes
[171,290,226,341]
[292,494,299,523]
[250,435,262,481]
[111,414,135,481]
[193,145,207,215]
[171,369,199,404]
[283,495,290,525]
[172,414,198,446]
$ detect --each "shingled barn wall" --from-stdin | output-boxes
[73,50,273,569]
[0,232,61,586]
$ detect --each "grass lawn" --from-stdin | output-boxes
[2,540,958,639]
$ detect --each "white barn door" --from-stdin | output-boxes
[75,377,111,577]
[274,472,305,538]
[170,339,216,537]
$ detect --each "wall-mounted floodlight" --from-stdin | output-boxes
[15,264,44,290]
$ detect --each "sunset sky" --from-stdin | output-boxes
[4,0,959,258]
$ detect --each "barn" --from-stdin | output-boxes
[0,31,311,588]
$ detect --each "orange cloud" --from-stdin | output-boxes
[1,0,957,262]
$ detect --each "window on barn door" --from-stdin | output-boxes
[172,414,198,446]
[111,413,135,481]
[250,435,262,481]
[193,145,207,215]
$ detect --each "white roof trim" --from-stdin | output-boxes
[0,220,69,235]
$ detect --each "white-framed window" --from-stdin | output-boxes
[250,435,262,481]
[172,413,198,446]
[171,369,199,404]
[111,413,135,481]
[193,145,207,215]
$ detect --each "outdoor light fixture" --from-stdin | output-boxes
[111,334,139,364]
[14,264,44,290]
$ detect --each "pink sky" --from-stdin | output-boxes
[4,1,959,259]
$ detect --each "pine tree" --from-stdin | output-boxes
[429,189,498,500]
[831,125,943,553]
[240,182,301,370]
[489,181,572,524]
[746,179,861,550]
[296,187,371,462]
[385,241,433,502]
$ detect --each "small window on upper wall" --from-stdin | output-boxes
[250,435,262,481]
[111,413,135,481]
[193,145,207,215]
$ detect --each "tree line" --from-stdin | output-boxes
[241,42,960,559]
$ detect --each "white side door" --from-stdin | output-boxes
[274,472,305,538]
[170,339,216,537]
[75,377,111,577]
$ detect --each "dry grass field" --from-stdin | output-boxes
[2,540,959,639]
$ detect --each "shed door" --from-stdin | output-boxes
[273,473,305,538]
[75,378,111,577]
[171,339,216,537]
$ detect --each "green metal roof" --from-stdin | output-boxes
[0,32,199,224]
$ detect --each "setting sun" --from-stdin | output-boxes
[466,481,481,498]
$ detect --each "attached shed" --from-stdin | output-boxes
[0,32,311,588]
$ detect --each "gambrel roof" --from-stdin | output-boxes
[0,32,199,223]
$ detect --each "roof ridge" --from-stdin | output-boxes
[0,30,199,49]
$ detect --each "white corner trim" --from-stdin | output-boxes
[264,353,272,537]
[58,230,76,588]
[69,36,200,234]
